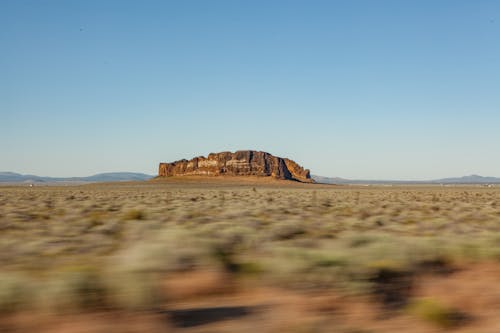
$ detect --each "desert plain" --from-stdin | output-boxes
[1,177,500,332]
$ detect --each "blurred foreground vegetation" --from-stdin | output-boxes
[1,181,499,332]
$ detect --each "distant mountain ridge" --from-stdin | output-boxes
[0,172,153,183]
[434,175,500,184]
[312,174,500,185]
[2,172,498,185]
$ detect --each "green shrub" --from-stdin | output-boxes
[0,273,34,313]
[44,267,108,312]
[123,209,146,220]
[407,298,468,328]
[104,268,161,311]
[270,222,307,240]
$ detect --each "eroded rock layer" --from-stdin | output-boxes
[158,150,312,182]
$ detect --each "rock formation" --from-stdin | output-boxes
[158,150,313,182]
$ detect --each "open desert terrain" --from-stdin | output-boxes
[1,178,500,332]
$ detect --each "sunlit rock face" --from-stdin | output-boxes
[158,150,312,182]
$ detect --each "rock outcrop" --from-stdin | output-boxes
[158,150,312,183]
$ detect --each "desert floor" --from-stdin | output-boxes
[1,178,500,332]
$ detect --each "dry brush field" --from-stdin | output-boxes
[1,179,500,332]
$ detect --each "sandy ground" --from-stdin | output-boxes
[1,178,500,332]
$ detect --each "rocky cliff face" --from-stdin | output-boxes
[158,151,312,182]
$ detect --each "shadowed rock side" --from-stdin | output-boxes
[158,150,312,183]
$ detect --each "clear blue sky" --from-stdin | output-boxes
[1,1,499,179]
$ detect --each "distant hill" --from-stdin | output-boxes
[0,172,47,183]
[311,175,352,184]
[79,172,154,182]
[3,171,498,185]
[0,172,153,183]
[433,175,500,184]
[312,174,500,185]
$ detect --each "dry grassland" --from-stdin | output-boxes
[1,179,500,332]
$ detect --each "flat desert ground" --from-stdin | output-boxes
[1,178,500,332]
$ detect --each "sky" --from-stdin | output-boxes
[1,0,499,180]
